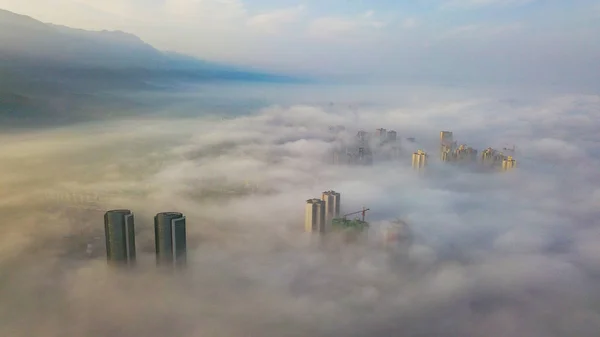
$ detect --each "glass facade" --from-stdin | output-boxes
[104,209,136,265]
[154,212,187,267]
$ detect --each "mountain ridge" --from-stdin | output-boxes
[0,8,303,126]
[0,8,299,79]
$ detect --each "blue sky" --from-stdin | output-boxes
[0,0,599,86]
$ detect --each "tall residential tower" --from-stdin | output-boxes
[154,212,187,266]
[412,150,428,170]
[440,131,453,145]
[321,191,341,226]
[502,156,517,171]
[104,209,136,266]
[305,199,326,233]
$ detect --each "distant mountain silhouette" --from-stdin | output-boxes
[0,9,302,126]
[0,9,297,78]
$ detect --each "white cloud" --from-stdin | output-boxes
[308,12,386,40]
[164,0,247,22]
[441,0,536,9]
[440,22,523,38]
[0,0,598,85]
[247,6,305,34]
[69,0,136,16]
[2,88,600,336]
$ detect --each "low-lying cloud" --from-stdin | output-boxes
[1,89,599,337]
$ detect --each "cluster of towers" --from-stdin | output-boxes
[374,128,398,144]
[305,191,341,233]
[439,131,479,163]
[104,209,187,267]
[331,126,402,165]
[440,131,517,171]
[411,131,517,172]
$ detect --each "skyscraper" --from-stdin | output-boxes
[387,130,397,142]
[502,156,517,171]
[305,199,326,233]
[482,147,505,167]
[104,209,136,265]
[375,128,387,143]
[440,131,453,145]
[412,150,428,170]
[154,212,187,266]
[322,191,341,226]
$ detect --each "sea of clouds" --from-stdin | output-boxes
[0,89,599,337]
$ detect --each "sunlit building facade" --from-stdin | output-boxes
[502,156,517,171]
[412,150,428,170]
[305,198,326,233]
[481,147,505,167]
[321,191,341,226]
[440,131,453,145]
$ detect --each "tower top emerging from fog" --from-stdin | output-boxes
[104,209,136,266]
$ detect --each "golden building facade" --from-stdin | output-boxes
[412,150,427,170]
[502,156,517,171]
[321,191,341,226]
[305,198,326,233]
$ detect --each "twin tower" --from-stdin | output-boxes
[104,210,187,267]
[305,191,341,233]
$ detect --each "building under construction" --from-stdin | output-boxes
[332,218,369,233]
[305,191,371,236]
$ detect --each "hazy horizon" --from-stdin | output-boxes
[0,1,599,87]
[2,2,600,336]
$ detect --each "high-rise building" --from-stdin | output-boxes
[441,148,452,162]
[356,130,369,141]
[154,212,187,266]
[481,147,505,167]
[305,199,326,233]
[387,130,397,142]
[104,209,136,265]
[375,128,387,143]
[322,191,341,225]
[412,150,428,170]
[440,131,453,145]
[454,144,478,162]
[502,156,516,171]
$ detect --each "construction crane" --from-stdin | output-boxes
[343,207,370,222]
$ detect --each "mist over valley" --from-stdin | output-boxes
[1,3,600,337]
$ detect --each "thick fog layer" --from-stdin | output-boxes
[1,91,600,337]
